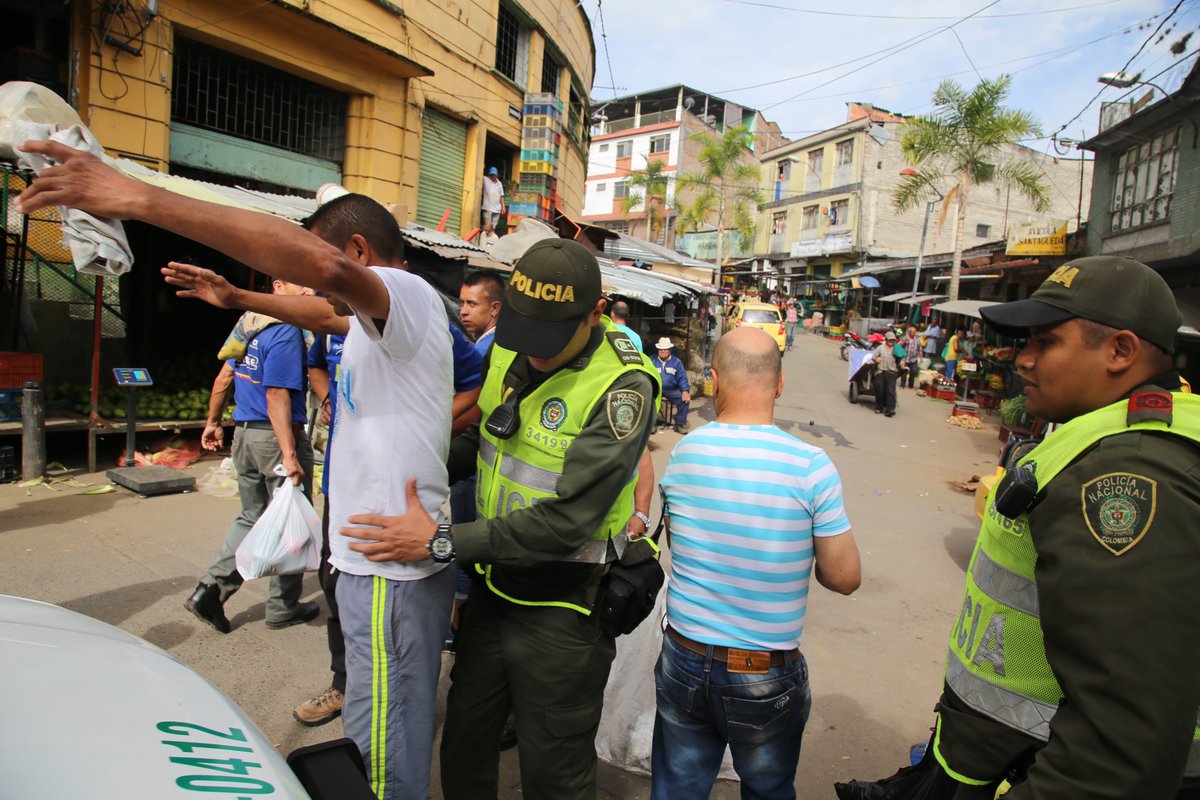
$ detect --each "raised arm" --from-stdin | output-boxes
[17,141,389,319]
[163,263,350,335]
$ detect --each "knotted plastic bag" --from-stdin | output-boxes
[235,464,321,579]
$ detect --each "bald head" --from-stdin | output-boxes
[712,327,781,395]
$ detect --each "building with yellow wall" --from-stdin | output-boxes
[13,0,594,239]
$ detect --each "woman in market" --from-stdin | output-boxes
[944,328,965,378]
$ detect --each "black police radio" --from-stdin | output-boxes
[992,463,1041,519]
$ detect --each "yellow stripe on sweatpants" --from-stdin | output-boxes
[372,576,388,798]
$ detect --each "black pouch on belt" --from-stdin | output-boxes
[597,505,667,638]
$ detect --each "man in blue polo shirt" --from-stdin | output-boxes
[186,278,318,634]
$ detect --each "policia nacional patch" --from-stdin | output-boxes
[1081,472,1157,556]
[607,389,645,440]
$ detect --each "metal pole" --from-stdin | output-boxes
[910,200,934,299]
[88,276,104,473]
[125,387,137,467]
[21,381,45,480]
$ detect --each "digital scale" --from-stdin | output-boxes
[104,368,196,497]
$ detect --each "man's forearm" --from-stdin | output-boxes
[265,388,297,461]
[208,364,235,423]
[229,292,350,336]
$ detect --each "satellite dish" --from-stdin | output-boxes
[684,96,695,112]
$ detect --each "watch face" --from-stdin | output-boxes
[430,535,454,559]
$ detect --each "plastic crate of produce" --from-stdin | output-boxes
[523,104,562,120]
[520,148,557,163]
[507,202,540,218]
[509,191,541,205]
[523,92,564,110]
[0,388,21,421]
[522,114,557,130]
[0,352,42,388]
[520,160,555,175]
[518,173,557,193]
[507,213,526,227]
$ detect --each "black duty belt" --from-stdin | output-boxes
[666,625,797,667]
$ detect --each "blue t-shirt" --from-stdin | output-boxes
[614,322,643,353]
[474,328,495,357]
[230,323,306,424]
[450,323,483,393]
[308,333,346,496]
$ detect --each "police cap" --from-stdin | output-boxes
[980,256,1181,353]
[495,238,603,358]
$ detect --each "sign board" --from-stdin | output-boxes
[960,362,979,373]
[113,368,153,387]
[1006,221,1068,256]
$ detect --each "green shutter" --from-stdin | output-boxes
[416,109,467,231]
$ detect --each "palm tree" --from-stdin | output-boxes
[621,158,671,244]
[676,124,762,273]
[893,75,1050,301]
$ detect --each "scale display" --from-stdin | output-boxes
[113,368,153,387]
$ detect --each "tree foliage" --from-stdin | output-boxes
[621,158,672,243]
[676,124,762,265]
[894,75,1050,300]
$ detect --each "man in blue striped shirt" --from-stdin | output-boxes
[653,326,861,800]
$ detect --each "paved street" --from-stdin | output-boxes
[0,329,1002,798]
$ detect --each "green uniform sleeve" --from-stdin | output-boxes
[453,370,656,566]
[1011,432,1200,800]
[447,424,480,485]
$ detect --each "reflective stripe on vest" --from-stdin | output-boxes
[473,319,661,603]
[939,392,1200,779]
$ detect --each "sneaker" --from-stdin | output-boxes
[293,687,344,727]
[185,583,230,634]
[673,425,689,434]
[266,601,320,630]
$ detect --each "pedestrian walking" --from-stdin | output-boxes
[870,331,900,417]
[785,299,799,350]
[900,325,921,389]
[654,326,860,799]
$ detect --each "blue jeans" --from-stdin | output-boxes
[651,634,812,800]
[944,359,958,378]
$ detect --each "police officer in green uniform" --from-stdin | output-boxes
[929,256,1200,799]
[339,238,661,800]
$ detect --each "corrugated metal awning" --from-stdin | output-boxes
[597,257,705,307]
[931,299,1001,319]
[896,293,946,306]
[603,232,714,268]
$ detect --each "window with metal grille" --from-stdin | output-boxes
[496,4,521,81]
[1110,126,1180,233]
[171,37,346,163]
[976,224,991,238]
[541,52,561,95]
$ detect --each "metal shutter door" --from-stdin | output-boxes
[416,108,467,232]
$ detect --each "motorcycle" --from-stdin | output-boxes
[839,331,873,361]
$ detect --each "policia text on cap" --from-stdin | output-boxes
[341,238,662,800]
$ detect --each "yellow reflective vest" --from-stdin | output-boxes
[935,392,1200,785]
[474,319,661,613]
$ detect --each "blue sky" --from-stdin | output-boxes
[583,0,1199,152]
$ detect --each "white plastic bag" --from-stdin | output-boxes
[196,457,239,498]
[235,465,321,579]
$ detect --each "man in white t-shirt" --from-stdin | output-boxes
[14,143,455,800]
[480,166,506,230]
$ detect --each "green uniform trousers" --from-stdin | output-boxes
[441,583,616,800]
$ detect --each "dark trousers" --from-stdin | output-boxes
[319,498,345,693]
[874,371,898,414]
[900,360,919,388]
[663,392,689,428]
[440,586,616,800]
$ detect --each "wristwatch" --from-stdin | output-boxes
[427,523,456,563]
[632,511,652,529]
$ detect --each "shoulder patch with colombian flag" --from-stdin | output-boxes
[1081,472,1157,556]
[606,389,645,440]
[606,331,645,365]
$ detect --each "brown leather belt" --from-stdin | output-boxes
[666,625,796,667]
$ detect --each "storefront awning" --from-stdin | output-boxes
[895,293,946,306]
[931,299,1001,319]
[596,257,706,307]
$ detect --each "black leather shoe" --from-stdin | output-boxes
[185,583,230,634]
[266,601,320,630]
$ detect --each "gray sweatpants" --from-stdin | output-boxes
[337,567,456,800]
[201,425,314,622]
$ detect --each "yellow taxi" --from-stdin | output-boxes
[724,301,786,352]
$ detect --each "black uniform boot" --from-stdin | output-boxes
[185,583,231,634]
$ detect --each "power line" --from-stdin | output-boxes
[715,0,1123,20]
[596,0,619,101]
[761,0,1003,110]
[1049,0,1191,140]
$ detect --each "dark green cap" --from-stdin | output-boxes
[980,256,1180,353]
[495,238,602,358]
